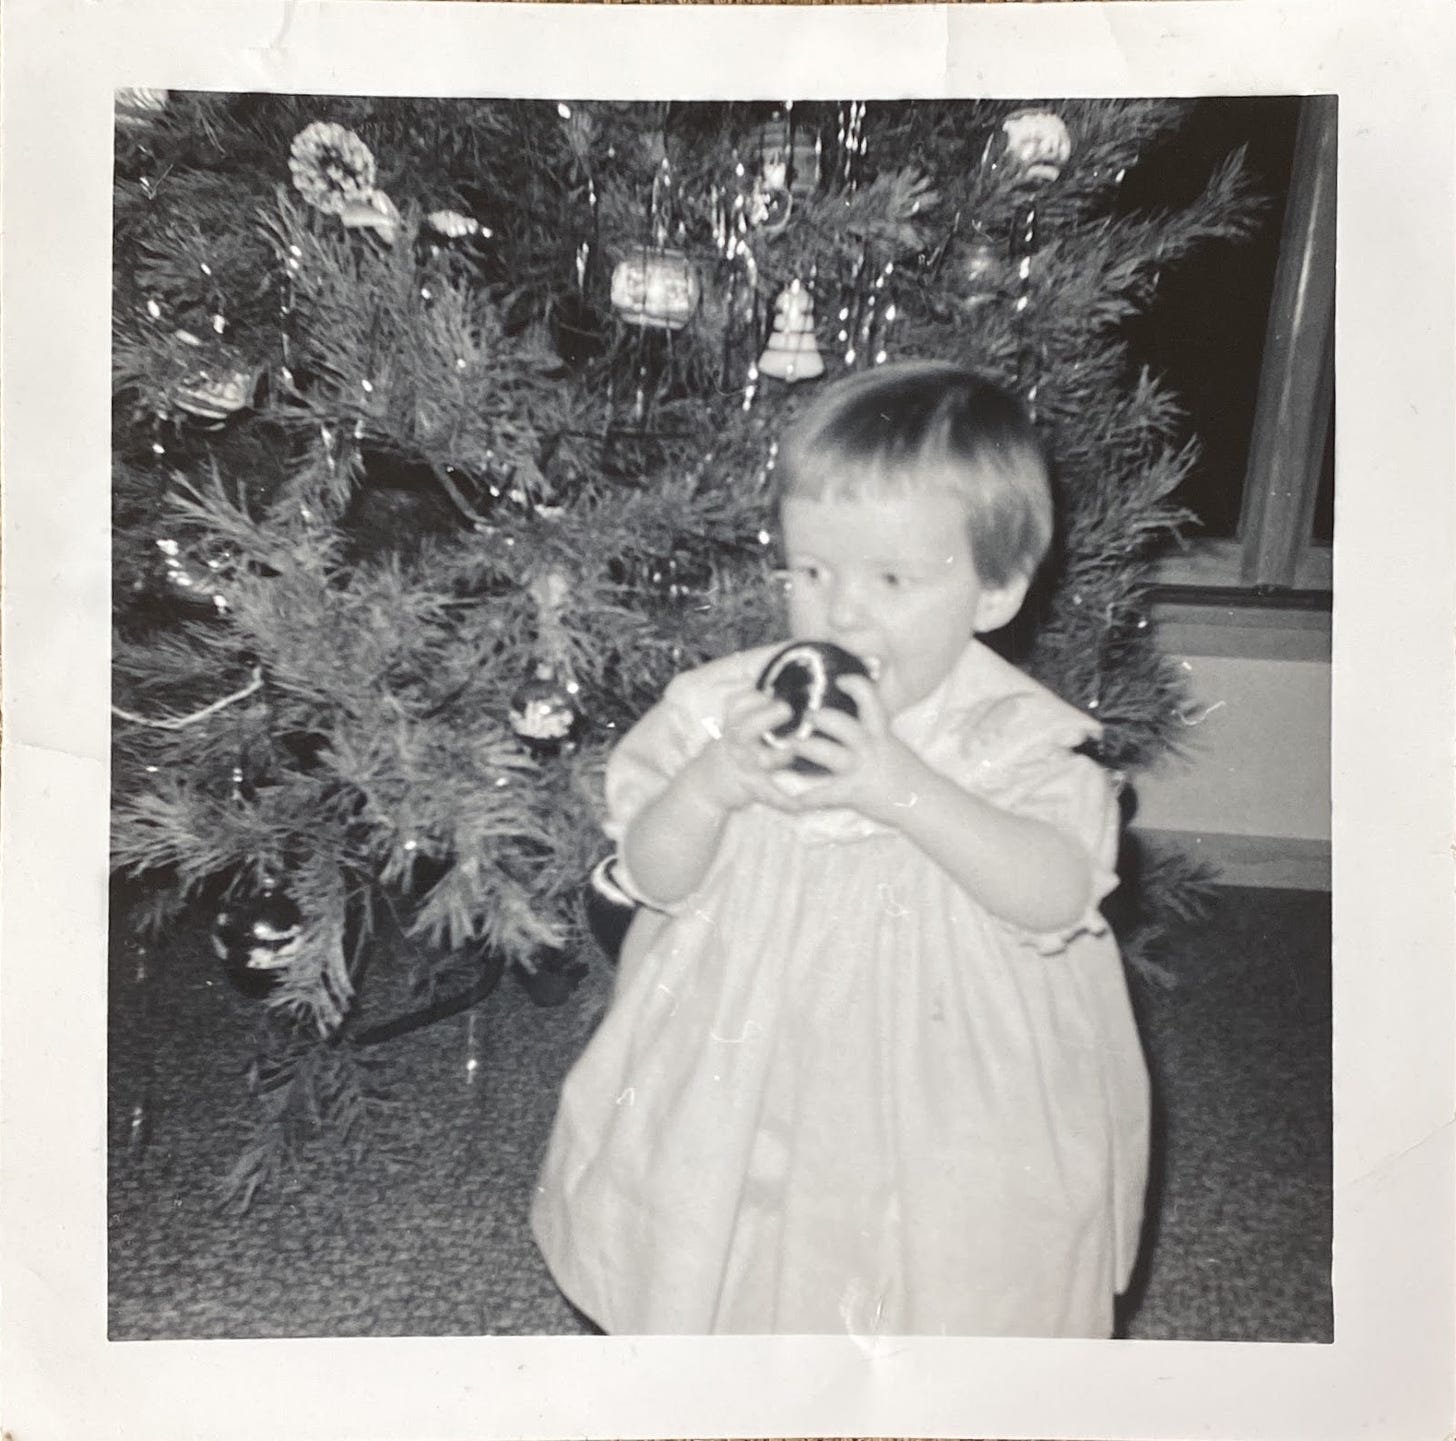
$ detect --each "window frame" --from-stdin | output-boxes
[1153,94,1336,596]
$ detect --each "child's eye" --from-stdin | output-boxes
[880,572,904,589]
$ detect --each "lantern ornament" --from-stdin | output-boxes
[758,279,824,383]
[756,109,822,200]
[957,227,1006,310]
[610,248,702,331]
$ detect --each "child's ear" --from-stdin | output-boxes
[973,572,1031,633]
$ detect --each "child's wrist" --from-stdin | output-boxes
[864,747,937,827]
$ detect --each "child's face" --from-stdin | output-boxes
[780,489,1027,716]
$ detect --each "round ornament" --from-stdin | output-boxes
[509,667,584,756]
[289,121,378,217]
[211,883,305,998]
[583,855,638,965]
[610,248,702,330]
[512,946,589,1008]
[747,179,793,235]
[756,640,871,774]
[1000,109,1073,186]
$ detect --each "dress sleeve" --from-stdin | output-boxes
[949,693,1123,955]
[601,669,724,909]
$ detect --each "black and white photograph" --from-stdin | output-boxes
[104,87,1334,1344]
[2,2,1453,1438]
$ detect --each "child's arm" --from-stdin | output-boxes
[790,677,1094,933]
[621,690,796,908]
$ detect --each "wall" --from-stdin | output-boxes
[1131,600,1331,889]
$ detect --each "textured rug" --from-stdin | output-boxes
[107,885,1331,1341]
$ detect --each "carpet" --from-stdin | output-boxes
[107,885,1331,1341]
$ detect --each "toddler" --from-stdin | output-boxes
[531,361,1150,1337]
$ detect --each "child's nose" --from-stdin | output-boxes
[827,578,867,629]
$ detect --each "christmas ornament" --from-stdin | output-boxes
[417,207,494,281]
[426,209,485,240]
[757,640,872,774]
[957,229,1006,308]
[747,178,793,235]
[512,947,589,1008]
[116,88,168,125]
[755,107,822,200]
[509,664,584,756]
[758,279,824,382]
[289,121,377,217]
[174,366,256,422]
[340,188,402,245]
[584,855,638,965]
[154,535,235,614]
[610,248,701,330]
[211,882,305,999]
[1000,110,1073,186]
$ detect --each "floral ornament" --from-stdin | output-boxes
[289,121,378,216]
[1000,110,1073,185]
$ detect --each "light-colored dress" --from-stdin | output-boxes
[531,639,1150,1337]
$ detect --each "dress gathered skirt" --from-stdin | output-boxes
[531,640,1150,1337]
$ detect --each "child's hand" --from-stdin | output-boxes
[681,691,799,815]
[784,675,931,826]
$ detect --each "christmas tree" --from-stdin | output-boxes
[111,93,1262,1202]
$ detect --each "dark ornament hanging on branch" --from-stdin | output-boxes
[582,856,638,966]
[509,665,585,757]
[211,879,305,1000]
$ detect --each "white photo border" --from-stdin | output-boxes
[2,1,1452,1437]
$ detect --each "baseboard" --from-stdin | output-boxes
[1134,827,1331,891]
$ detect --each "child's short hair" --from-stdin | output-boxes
[773,361,1053,588]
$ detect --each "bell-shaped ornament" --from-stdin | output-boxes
[757,279,825,383]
